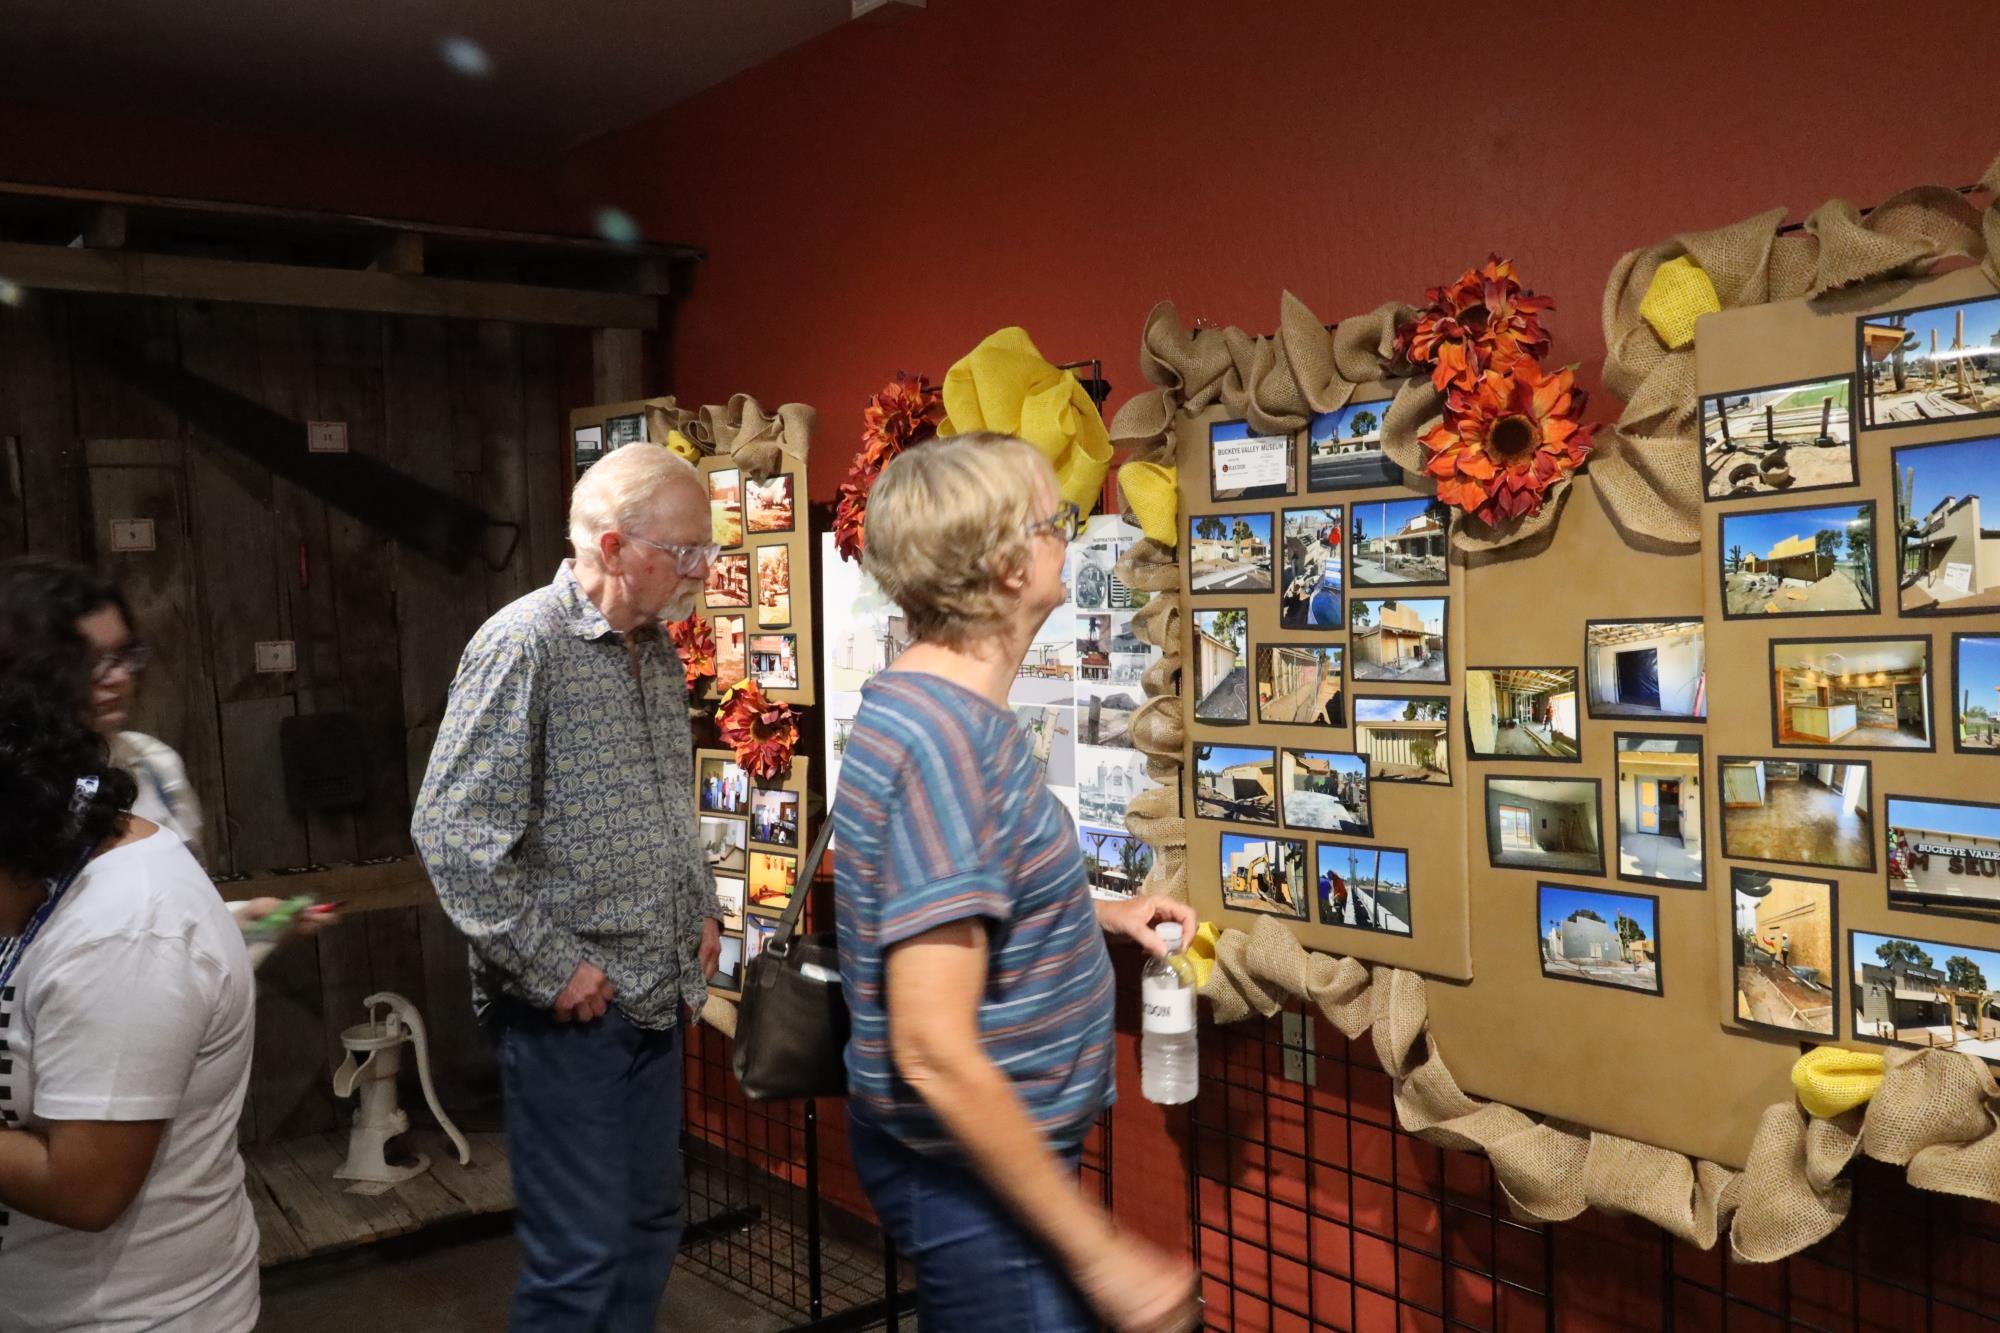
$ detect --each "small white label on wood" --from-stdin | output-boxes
[307,421,349,454]
[254,640,298,673]
[108,518,156,552]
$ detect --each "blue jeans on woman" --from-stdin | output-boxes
[849,1112,1094,1332]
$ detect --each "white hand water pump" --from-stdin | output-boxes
[332,991,471,1188]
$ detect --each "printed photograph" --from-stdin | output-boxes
[1255,643,1344,727]
[1278,748,1371,835]
[698,756,749,816]
[605,413,647,449]
[749,850,798,910]
[711,932,744,993]
[1307,399,1403,492]
[1193,744,1276,824]
[1279,506,1344,629]
[1069,517,1147,612]
[1858,295,2000,428]
[1718,758,1874,872]
[709,466,744,547]
[572,424,604,473]
[1354,696,1450,785]
[1770,638,1932,750]
[1956,634,2000,751]
[1539,884,1661,996]
[755,544,791,627]
[1893,435,2000,615]
[715,874,745,933]
[1732,869,1836,1036]
[1317,843,1412,937]
[1012,603,1077,706]
[749,786,800,848]
[1209,420,1296,501]
[824,547,912,694]
[1189,512,1275,594]
[1465,668,1579,762]
[1192,609,1249,723]
[1079,747,1160,826]
[1698,375,1855,499]
[1077,612,1149,688]
[1349,496,1450,587]
[745,473,795,533]
[699,815,747,875]
[1350,597,1447,684]
[749,633,799,691]
[713,614,747,690]
[746,916,777,965]
[705,551,750,608]
[1889,796,2000,917]
[1012,702,1077,785]
[1851,930,2000,1064]
[1220,833,1310,919]
[1486,778,1604,874]
[1614,735,1704,887]
[1074,686,1138,752]
[1584,619,1705,720]
[1720,501,1877,617]
[1080,825,1156,901]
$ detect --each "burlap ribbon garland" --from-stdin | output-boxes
[692,393,816,481]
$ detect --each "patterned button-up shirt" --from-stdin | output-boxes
[412,562,721,1029]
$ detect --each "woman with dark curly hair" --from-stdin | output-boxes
[0,629,260,1326]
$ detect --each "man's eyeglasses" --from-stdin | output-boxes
[90,642,152,682]
[1026,501,1082,545]
[623,534,722,576]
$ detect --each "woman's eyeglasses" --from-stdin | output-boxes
[1026,501,1082,545]
[90,642,152,682]
[624,535,723,576]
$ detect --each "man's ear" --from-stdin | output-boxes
[596,530,625,576]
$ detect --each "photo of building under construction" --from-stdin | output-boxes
[1851,930,2000,1064]
[1539,883,1660,995]
[1220,832,1310,919]
[1956,633,2000,751]
[1317,842,1411,937]
[1698,374,1854,500]
[1732,869,1835,1036]
[1858,295,2000,429]
[1465,667,1579,761]
[1719,501,1877,618]
[1194,744,1276,824]
[1892,435,2000,615]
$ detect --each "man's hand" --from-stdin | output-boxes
[554,959,614,1023]
[1095,894,1200,957]
[699,918,722,978]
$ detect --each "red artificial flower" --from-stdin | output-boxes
[666,614,716,689]
[833,372,945,562]
[1395,256,1555,394]
[717,680,800,780]
[1419,358,1597,528]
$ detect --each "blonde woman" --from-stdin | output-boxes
[833,435,1200,1333]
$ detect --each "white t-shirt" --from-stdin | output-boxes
[0,827,259,1332]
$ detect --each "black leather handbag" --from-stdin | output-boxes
[732,817,849,1100]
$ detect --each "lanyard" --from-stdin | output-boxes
[0,845,93,997]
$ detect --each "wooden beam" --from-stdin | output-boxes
[218,857,437,914]
[592,327,645,401]
[368,230,425,275]
[73,205,129,249]
[0,241,658,329]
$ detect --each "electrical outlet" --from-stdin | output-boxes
[108,518,155,553]
[254,640,297,673]
[306,420,348,454]
[1281,1011,1318,1087]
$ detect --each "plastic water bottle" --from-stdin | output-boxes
[1142,923,1198,1105]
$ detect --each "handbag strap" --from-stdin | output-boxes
[769,814,836,949]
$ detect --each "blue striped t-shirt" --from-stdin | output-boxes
[832,671,1115,1153]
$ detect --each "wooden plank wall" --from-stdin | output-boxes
[0,292,576,1142]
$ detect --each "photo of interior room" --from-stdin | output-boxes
[1720,759,1874,871]
[1586,620,1706,719]
[1771,639,1931,749]
[1615,736,1703,886]
[1485,778,1603,873]
[1465,668,1580,761]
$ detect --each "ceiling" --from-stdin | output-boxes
[0,0,852,162]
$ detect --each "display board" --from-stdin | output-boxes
[820,513,1174,899]
[696,748,811,998]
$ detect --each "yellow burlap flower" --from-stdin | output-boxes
[1168,920,1223,990]
[1636,256,1721,350]
[663,429,702,463]
[1791,1046,1885,1119]
[940,327,1112,514]
[1116,461,1179,547]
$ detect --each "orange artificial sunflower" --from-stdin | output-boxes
[1419,358,1597,528]
[1395,256,1555,394]
[665,614,716,689]
[717,679,800,780]
[833,372,945,562]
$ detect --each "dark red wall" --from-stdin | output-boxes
[568,0,2000,503]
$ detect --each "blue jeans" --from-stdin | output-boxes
[491,1000,685,1333]
[849,1114,1094,1333]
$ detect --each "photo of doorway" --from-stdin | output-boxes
[1615,735,1703,887]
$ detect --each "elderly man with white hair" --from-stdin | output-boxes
[413,443,723,1331]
